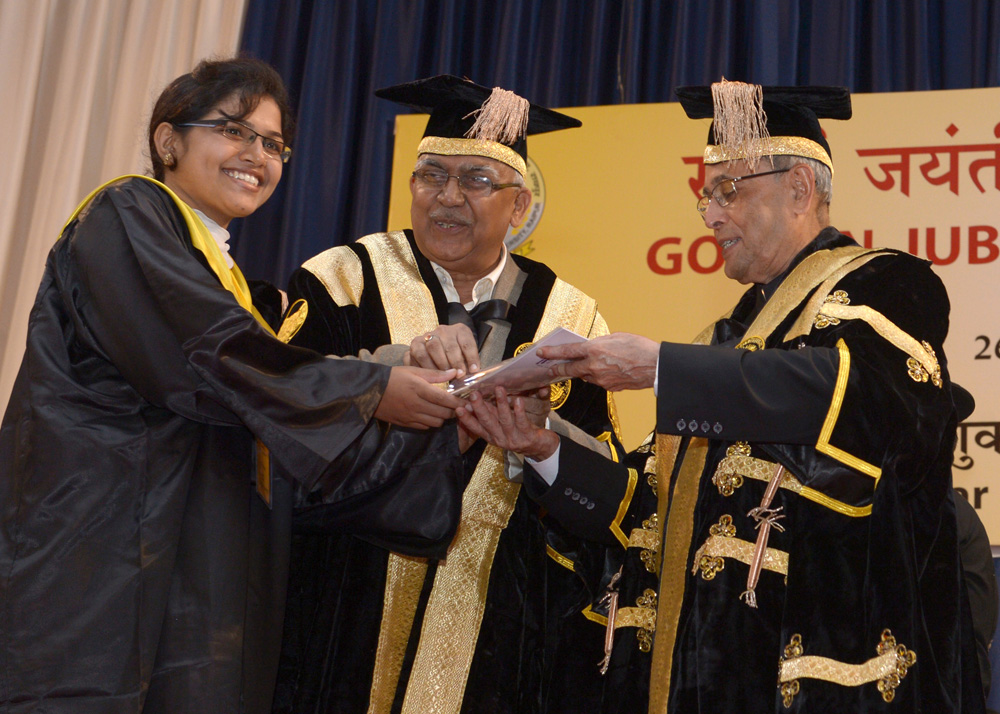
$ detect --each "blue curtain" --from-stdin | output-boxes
[231,0,1000,284]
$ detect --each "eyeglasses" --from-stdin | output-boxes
[411,168,520,197]
[174,118,292,163]
[696,168,790,216]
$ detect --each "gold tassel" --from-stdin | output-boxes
[711,79,769,171]
[464,87,530,145]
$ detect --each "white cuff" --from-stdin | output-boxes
[526,443,560,485]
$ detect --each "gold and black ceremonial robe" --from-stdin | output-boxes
[274,230,624,714]
[527,229,985,713]
[0,178,460,714]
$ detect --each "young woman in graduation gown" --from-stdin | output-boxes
[0,58,464,714]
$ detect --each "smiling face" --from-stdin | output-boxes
[154,95,284,228]
[409,153,531,281]
[700,160,806,285]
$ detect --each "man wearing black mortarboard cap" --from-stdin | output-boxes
[272,76,626,714]
[458,79,985,712]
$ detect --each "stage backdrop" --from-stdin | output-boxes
[386,87,1000,541]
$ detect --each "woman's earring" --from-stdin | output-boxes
[163,152,175,167]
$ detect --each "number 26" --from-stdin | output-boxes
[974,336,1000,359]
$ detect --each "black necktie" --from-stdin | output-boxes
[447,299,513,349]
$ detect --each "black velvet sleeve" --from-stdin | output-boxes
[655,341,839,444]
[247,278,284,330]
[286,266,362,356]
[525,438,639,547]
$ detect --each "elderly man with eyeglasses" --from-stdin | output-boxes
[457,82,985,713]
[272,76,630,714]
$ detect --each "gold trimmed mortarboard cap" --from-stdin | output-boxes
[374,75,581,176]
[676,81,852,173]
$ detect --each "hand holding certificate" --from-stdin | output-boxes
[536,332,661,392]
[448,327,587,398]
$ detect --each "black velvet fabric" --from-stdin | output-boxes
[0,178,461,714]
[523,229,984,712]
[274,232,622,713]
[653,230,984,712]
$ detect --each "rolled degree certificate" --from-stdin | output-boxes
[448,327,587,398]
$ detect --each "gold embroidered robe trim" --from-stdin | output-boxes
[691,533,790,577]
[784,250,891,341]
[646,321,719,714]
[629,527,661,551]
[614,606,657,631]
[648,435,707,714]
[352,240,605,714]
[546,544,576,571]
[714,452,873,517]
[597,431,620,462]
[739,246,877,343]
[368,556,431,714]
[817,302,941,381]
[780,650,902,687]
[779,630,916,705]
[401,445,515,714]
[360,232,440,344]
[363,234,440,714]
[301,240,366,308]
[582,604,608,626]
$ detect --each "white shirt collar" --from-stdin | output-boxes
[192,209,234,269]
[430,244,508,309]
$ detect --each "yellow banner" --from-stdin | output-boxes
[387,87,1000,542]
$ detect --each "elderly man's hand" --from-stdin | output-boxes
[518,386,551,428]
[456,387,559,461]
[405,323,481,377]
[537,333,659,392]
[375,366,463,428]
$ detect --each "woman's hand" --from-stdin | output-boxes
[375,366,463,428]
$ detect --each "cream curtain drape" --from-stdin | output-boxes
[0,0,248,414]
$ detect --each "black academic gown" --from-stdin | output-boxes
[528,229,985,713]
[0,179,460,714]
[274,231,620,714]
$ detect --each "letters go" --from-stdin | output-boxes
[647,236,725,275]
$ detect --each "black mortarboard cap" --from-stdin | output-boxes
[375,75,581,175]
[676,82,851,170]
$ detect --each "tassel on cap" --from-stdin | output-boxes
[464,87,530,146]
[711,79,770,171]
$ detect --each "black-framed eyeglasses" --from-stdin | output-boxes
[696,168,790,216]
[174,118,292,163]
[411,168,520,197]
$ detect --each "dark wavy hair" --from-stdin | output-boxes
[148,56,296,180]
